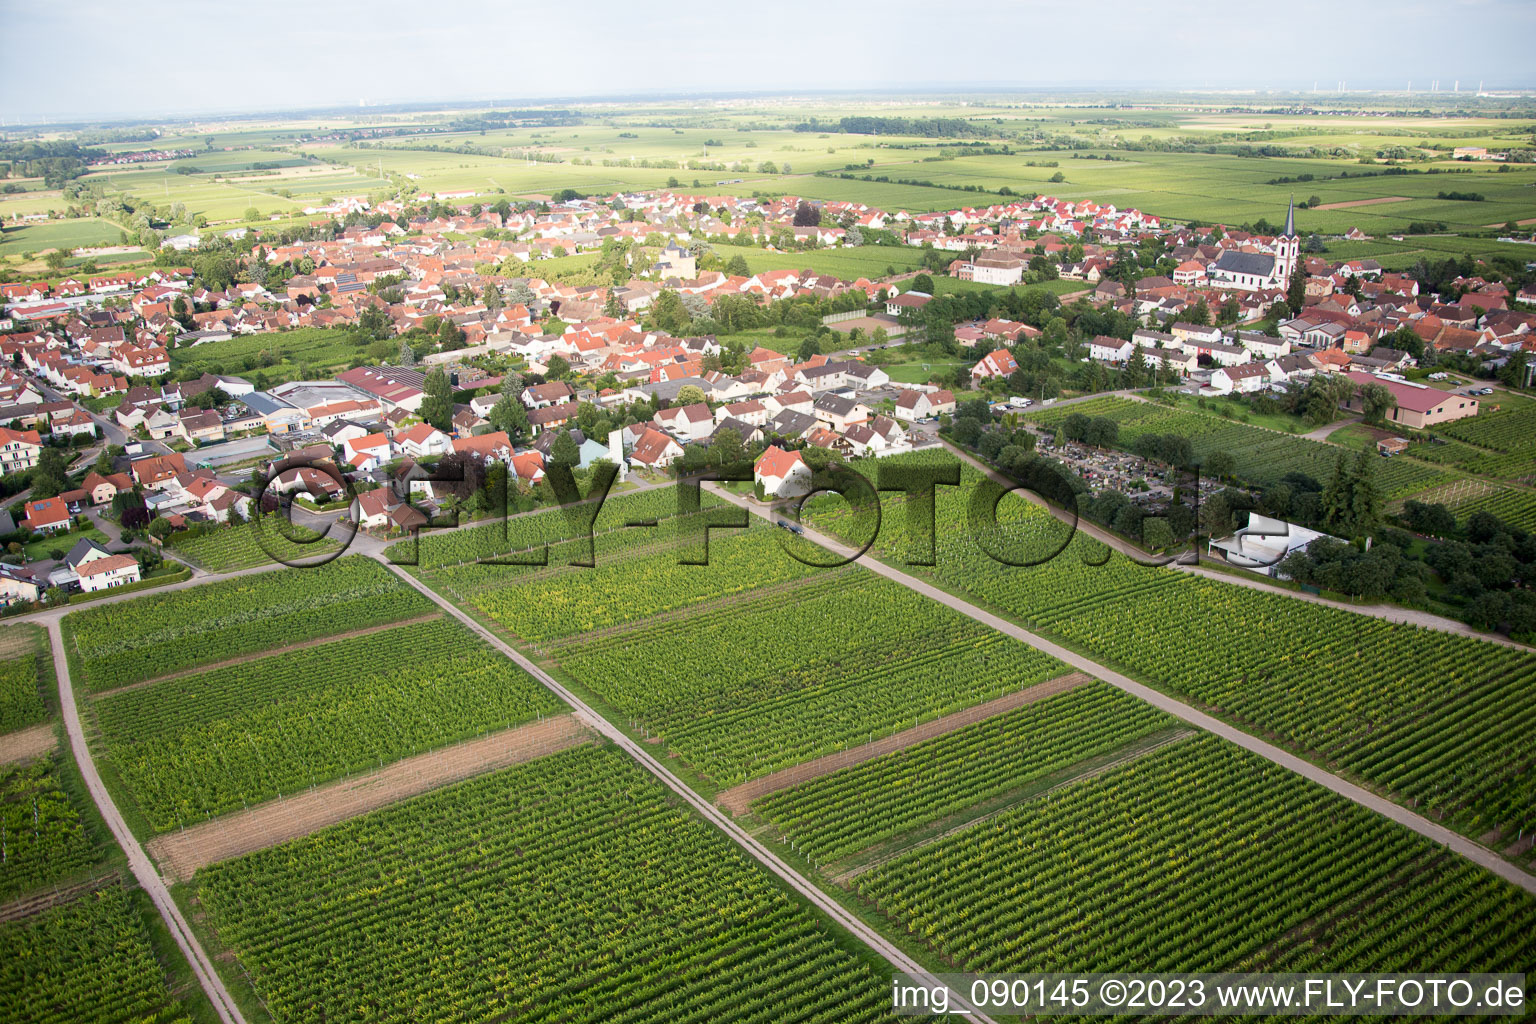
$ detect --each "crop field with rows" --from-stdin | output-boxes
[0,623,50,733]
[389,483,723,570]
[810,459,1536,840]
[0,885,190,1024]
[91,617,564,832]
[62,556,434,692]
[439,522,820,644]
[0,755,99,903]
[549,553,1070,786]
[1028,396,1449,498]
[754,683,1175,863]
[1435,404,1536,486]
[856,736,1536,975]
[166,517,341,571]
[194,745,899,1024]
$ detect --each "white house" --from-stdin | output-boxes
[654,402,715,442]
[76,553,141,593]
[1089,336,1134,364]
[392,423,452,459]
[342,432,392,471]
[754,445,812,499]
[1210,363,1270,395]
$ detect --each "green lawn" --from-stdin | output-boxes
[23,526,111,562]
[0,218,127,255]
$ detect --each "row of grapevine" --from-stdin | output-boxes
[547,548,1070,786]
[0,754,98,903]
[167,517,340,571]
[0,884,190,1024]
[1027,396,1448,498]
[389,483,724,570]
[1437,403,1536,482]
[194,746,898,1024]
[445,523,821,644]
[857,734,1536,975]
[808,459,1536,839]
[0,623,49,733]
[91,617,565,832]
[754,682,1174,862]
[62,556,435,692]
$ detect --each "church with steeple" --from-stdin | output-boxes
[1208,197,1299,292]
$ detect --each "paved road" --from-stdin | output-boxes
[707,484,1536,897]
[46,621,246,1024]
[381,559,998,1024]
[941,441,1534,652]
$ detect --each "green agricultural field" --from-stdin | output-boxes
[166,518,342,571]
[0,218,126,255]
[0,754,100,902]
[856,734,1536,974]
[809,459,1536,842]
[168,324,372,382]
[193,745,898,1024]
[61,556,434,692]
[0,885,192,1024]
[0,623,52,733]
[90,616,563,831]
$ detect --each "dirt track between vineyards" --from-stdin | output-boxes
[0,723,58,764]
[148,714,595,882]
[715,672,1091,815]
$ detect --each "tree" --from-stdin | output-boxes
[29,448,69,499]
[1286,267,1307,316]
[398,339,416,367]
[648,289,689,334]
[1049,171,1066,183]
[550,430,581,469]
[726,253,750,277]
[792,200,821,227]
[489,393,529,442]
[44,248,69,273]
[1358,382,1397,425]
[482,284,503,311]
[674,384,707,406]
[1347,450,1382,539]
[1202,450,1235,483]
[1199,491,1234,538]
[545,355,570,379]
[1320,452,1352,536]
[797,336,822,362]
[420,367,453,431]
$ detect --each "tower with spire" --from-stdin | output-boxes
[1275,195,1300,283]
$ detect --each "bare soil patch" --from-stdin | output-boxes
[1312,196,1411,211]
[715,672,1091,815]
[149,714,594,882]
[0,724,58,765]
[0,871,119,922]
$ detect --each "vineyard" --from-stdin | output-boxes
[0,624,49,733]
[1393,477,1536,532]
[194,746,899,1024]
[91,617,565,831]
[1027,396,1449,498]
[0,755,98,903]
[0,884,190,1024]
[389,483,724,570]
[62,556,434,692]
[1436,402,1536,485]
[810,460,1536,841]
[857,735,1536,975]
[424,519,817,644]
[754,683,1175,863]
[166,516,341,571]
[548,550,1070,786]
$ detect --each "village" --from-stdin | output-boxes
[0,183,1531,609]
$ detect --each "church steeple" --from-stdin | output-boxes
[1283,195,1296,238]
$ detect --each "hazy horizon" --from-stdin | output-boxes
[3,0,1534,124]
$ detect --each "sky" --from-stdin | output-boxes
[3,0,1533,123]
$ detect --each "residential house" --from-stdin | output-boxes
[76,553,141,593]
[24,497,70,534]
[754,445,812,499]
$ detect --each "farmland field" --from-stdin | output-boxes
[194,745,899,1024]
[0,754,99,902]
[809,458,1536,841]
[754,681,1176,863]
[61,556,434,692]
[166,517,342,571]
[89,616,563,831]
[0,885,191,1024]
[168,324,372,381]
[0,623,51,733]
[856,735,1536,974]
[0,218,126,255]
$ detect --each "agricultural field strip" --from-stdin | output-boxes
[379,558,1001,1023]
[714,671,1091,814]
[146,713,596,883]
[706,484,1536,895]
[45,620,247,1024]
[85,611,443,700]
[88,615,566,831]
